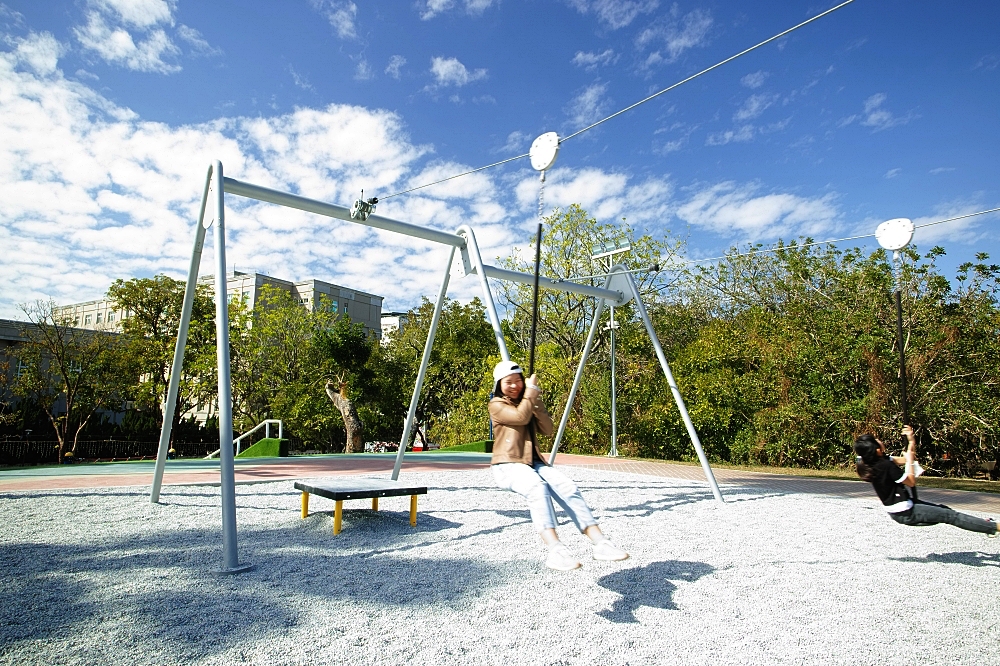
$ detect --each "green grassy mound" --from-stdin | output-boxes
[236,438,289,458]
[429,440,493,453]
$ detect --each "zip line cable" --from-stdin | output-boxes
[913,206,1000,230]
[560,206,999,283]
[560,0,856,143]
[380,153,528,200]
[673,206,1000,268]
[379,0,856,201]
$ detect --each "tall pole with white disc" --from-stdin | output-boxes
[527,133,559,374]
[875,217,916,495]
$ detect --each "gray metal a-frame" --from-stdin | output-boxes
[149,160,723,572]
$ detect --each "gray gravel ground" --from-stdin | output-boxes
[1,468,998,665]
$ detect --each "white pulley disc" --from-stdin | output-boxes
[529,132,560,172]
[875,218,914,251]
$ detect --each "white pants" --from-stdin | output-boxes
[492,462,597,532]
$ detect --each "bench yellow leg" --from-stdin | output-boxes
[372,497,378,511]
[409,495,417,527]
[334,500,343,535]
[301,491,309,519]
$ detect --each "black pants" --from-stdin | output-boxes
[890,499,997,534]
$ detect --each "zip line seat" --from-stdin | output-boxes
[295,479,428,535]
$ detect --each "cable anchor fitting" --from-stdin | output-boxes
[350,190,378,221]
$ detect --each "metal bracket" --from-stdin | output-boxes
[606,265,633,306]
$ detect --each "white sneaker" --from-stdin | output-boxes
[545,543,582,571]
[592,539,630,561]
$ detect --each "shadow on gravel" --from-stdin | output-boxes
[889,551,1000,568]
[595,560,714,623]
[0,519,498,662]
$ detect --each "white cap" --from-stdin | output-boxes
[492,360,523,383]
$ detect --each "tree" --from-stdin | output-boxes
[106,275,216,444]
[382,297,497,448]
[229,285,342,450]
[315,316,374,453]
[496,204,684,454]
[9,301,135,461]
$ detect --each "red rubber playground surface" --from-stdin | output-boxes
[2,452,998,516]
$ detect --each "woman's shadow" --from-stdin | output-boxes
[596,560,714,623]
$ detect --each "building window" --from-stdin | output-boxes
[96,313,103,324]
[16,359,28,377]
[84,315,92,324]
[344,303,349,312]
[107,312,115,322]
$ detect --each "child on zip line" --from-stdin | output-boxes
[488,360,630,571]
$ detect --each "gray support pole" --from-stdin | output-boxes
[609,305,618,457]
[625,271,724,504]
[212,160,250,572]
[457,225,509,361]
[150,166,213,503]
[391,246,456,481]
[547,278,610,465]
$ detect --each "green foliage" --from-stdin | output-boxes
[228,285,406,451]
[236,437,289,458]
[381,297,497,448]
[107,274,217,428]
[631,243,1000,474]
[7,301,138,460]
[230,286,342,450]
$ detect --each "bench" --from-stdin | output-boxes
[294,479,428,535]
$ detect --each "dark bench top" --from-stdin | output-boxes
[294,478,428,501]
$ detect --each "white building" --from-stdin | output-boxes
[379,311,410,343]
[55,271,384,337]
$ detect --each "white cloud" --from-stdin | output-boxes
[636,7,712,66]
[354,58,373,80]
[839,93,916,132]
[176,24,221,56]
[908,200,994,246]
[513,167,675,227]
[309,0,358,39]
[0,35,537,316]
[92,0,175,28]
[568,0,659,30]
[385,55,406,79]
[566,82,610,129]
[288,65,314,91]
[676,182,840,241]
[429,56,487,87]
[571,48,617,70]
[705,125,754,146]
[973,54,998,71]
[734,93,777,122]
[929,167,955,175]
[420,0,496,20]
[10,31,61,75]
[497,130,528,154]
[71,0,219,73]
[740,70,768,89]
[884,168,902,179]
[74,11,180,73]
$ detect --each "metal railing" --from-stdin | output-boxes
[205,419,283,459]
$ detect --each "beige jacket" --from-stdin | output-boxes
[488,392,554,465]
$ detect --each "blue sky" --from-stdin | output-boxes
[1,0,998,317]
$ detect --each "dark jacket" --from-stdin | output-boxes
[488,391,554,465]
